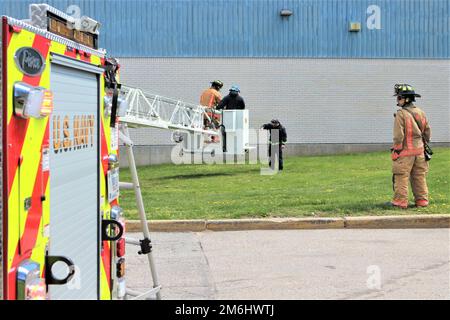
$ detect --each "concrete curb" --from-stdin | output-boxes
[344,214,450,229]
[206,218,344,231]
[126,219,206,232]
[125,214,450,232]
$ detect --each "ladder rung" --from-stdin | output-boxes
[119,182,134,190]
[125,237,140,245]
[126,286,162,300]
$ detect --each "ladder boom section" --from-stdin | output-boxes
[120,86,220,135]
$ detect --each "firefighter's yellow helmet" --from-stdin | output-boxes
[393,84,421,98]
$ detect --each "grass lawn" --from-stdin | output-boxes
[119,148,450,220]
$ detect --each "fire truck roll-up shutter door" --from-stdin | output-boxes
[49,55,102,300]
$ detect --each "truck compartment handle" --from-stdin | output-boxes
[102,220,124,241]
[45,256,76,285]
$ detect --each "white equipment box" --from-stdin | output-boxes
[222,110,249,155]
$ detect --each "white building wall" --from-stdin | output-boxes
[118,58,450,146]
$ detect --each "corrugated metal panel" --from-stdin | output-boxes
[1,0,450,58]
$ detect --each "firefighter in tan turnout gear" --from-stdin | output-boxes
[391,84,431,209]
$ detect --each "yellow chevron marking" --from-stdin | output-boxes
[99,96,112,299]
[49,40,66,57]
[30,176,50,277]
[100,258,112,300]
[7,116,48,270]
[6,29,38,271]
[6,29,35,124]
[29,217,46,275]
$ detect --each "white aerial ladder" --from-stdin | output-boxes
[120,86,220,135]
[117,86,250,300]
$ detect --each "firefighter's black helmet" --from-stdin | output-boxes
[270,119,280,126]
[211,80,224,89]
[393,84,421,98]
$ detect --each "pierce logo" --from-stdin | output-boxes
[14,47,46,76]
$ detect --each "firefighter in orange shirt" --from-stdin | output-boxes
[200,80,223,143]
[200,80,223,129]
[200,80,223,107]
[391,84,431,209]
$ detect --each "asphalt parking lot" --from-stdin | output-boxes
[126,229,450,300]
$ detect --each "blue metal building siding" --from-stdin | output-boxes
[1,0,449,58]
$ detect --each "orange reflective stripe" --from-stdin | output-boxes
[413,113,426,133]
[399,148,424,157]
[421,117,426,131]
[406,118,413,149]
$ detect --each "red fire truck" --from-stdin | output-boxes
[1,4,127,300]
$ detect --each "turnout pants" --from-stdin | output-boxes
[392,155,429,202]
